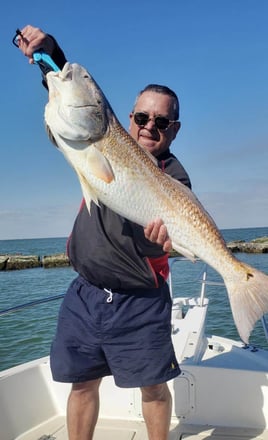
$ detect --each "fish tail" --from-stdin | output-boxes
[224,262,268,344]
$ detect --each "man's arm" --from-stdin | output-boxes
[17,25,66,66]
[17,25,66,87]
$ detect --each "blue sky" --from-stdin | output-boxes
[1,1,268,239]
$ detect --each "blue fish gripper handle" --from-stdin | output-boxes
[33,51,60,74]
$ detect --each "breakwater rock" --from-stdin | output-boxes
[227,236,268,254]
[1,237,268,271]
[42,253,70,268]
[0,253,70,271]
[168,236,268,259]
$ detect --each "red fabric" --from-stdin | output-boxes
[146,254,170,287]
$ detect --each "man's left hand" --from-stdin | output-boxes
[144,218,172,253]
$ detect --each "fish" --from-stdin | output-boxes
[44,62,268,344]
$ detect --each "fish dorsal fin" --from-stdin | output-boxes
[86,145,115,183]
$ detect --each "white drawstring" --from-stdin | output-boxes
[104,288,113,303]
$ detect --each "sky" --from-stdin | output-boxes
[1,0,268,239]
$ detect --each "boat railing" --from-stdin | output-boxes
[168,257,268,345]
[169,257,212,307]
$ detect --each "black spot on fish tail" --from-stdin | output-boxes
[247,272,254,281]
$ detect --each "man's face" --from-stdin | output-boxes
[129,91,181,157]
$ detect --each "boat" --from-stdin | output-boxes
[1,258,268,440]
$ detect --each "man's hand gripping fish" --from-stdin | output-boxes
[45,62,268,344]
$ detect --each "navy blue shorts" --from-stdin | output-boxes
[50,276,180,387]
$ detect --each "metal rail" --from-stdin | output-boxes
[168,257,268,345]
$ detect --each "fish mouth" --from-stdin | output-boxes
[47,62,99,110]
[60,62,75,80]
[65,104,99,109]
[60,62,91,82]
[48,62,90,84]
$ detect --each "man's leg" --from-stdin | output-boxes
[141,382,172,440]
[67,378,102,440]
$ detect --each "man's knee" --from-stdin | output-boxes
[141,382,171,402]
[70,379,102,399]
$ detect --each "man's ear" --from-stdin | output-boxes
[129,112,134,131]
[172,121,181,139]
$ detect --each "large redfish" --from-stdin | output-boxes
[45,62,268,344]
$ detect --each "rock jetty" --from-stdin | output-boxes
[227,236,268,254]
[0,253,70,271]
[169,236,268,259]
[1,237,268,271]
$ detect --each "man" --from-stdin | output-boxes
[18,25,191,440]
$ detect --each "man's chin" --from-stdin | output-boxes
[139,137,157,150]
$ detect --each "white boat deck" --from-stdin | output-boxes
[15,415,268,439]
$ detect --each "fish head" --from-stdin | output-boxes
[45,62,108,146]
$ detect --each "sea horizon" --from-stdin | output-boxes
[1,224,268,243]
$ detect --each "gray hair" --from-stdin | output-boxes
[133,84,180,120]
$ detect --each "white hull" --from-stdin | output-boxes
[1,262,268,439]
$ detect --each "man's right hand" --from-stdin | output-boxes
[17,25,55,64]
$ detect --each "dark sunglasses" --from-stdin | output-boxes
[133,112,177,131]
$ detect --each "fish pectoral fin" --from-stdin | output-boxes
[172,242,196,262]
[86,146,115,183]
[76,170,99,213]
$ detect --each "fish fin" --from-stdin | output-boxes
[172,242,196,262]
[75,170,100,213]
[225,262,268,343]
[86,146,115,183]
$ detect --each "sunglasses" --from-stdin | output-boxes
[133,112,177,131]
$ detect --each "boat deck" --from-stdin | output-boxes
[16,416,268,440]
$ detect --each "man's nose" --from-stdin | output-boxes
[144,118,156,129]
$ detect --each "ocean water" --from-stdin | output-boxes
[1,226,268,371]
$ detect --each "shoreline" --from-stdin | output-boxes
[1,236,268,271]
